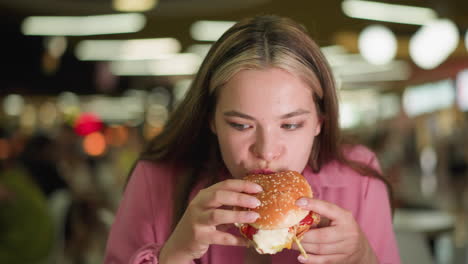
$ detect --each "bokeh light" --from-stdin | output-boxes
[104,125,129,147]
[83,132,106,156]
[358,24,397,65]
[74,113,103,136]
[146,104,168,128]
[19,104,37,134]
[409,19,459,69]
[3,94,25,116]
[39,101,59,129]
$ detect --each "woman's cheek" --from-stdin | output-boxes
[218,130,246,155]
[291,131,314,154]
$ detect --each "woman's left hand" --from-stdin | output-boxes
[292,198,378,264]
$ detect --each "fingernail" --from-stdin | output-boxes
[296,198,308,207]
[254,199,261,207]
[298,255,307,263]
[247,212,259,221]
[249,198,261,208]
[254,184,263,192]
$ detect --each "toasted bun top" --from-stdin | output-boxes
[243,170,312,229]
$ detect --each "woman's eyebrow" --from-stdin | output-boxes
[223,110,255,120]
[223,109,310,120]
[280,109,310,119]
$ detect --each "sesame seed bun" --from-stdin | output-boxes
[243,170,313,229]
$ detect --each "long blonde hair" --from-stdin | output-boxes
[136,15,392,228]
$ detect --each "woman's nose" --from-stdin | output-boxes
[250,129,283,161]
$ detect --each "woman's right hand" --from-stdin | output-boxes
[159,179,262,263]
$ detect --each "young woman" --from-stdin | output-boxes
[104,15,401,264]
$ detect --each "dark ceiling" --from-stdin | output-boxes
[1,0,467,95]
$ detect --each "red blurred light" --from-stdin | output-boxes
[74,113,103,136]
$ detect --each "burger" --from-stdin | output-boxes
[236,170,320,257]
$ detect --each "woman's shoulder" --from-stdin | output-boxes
[124,160,178,214]
[342,144,378,165]
[320,145,379,187]
[133,160,177,174]
[129,160,180,189]
[319,145,387,208]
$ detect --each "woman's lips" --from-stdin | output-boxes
[248,169,275,175]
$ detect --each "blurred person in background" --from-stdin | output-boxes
[367,110,417,209]
[52,124,112,263]
[105,15,400,264]
[0,128,54,264]
[20,133,69,198]
[65,189,108,264]
[446,124,468,247]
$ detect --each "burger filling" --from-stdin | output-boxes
[239,211,318,254]
[299,212,315,226]
[251,228,294,254]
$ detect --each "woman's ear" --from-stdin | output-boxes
[210,120,217,135]
[314,120,322,136]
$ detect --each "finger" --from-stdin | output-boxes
[317,216,331,228]
[208,230,250,247]
[300,226,345,244]
[292,240,347,255]
[295,198,347,222]
[297,253,344,264]
[199,209,259,225]
[201,189,261,209]
[211,179,263,194]
[216,224,231,232]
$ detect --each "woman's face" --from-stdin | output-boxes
[212,67,322,179]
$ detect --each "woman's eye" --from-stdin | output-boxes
[281,123,303,130]
[229,122,251,131]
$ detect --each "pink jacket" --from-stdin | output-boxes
[104,146,401,264]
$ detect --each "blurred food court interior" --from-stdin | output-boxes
[1,0,468,263]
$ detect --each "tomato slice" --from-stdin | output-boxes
[241,211,317,240]
[241,224,258,240]
[299,211,316,226]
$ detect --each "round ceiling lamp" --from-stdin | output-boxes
[358,24,397,65]
[409,19,459,70]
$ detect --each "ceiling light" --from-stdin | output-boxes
[409,19,459,69]
[186,44,212,59]
[358,24,397,65]
[110,53,202,76]
[456,69,468,111]
[113,0,157,12]
[403,79,455,117]
[332,57,410,82]
[342,0,437,25]
[22,13,146,36]
[75,38,181,61]
[190,21,236,41]
[3,94,24,116]
[44,36,67,58]
[339,103,360,128]
[321,46,350,67]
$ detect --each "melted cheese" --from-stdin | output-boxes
[252,228,294,254]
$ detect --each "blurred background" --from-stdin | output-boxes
[0,0,467,263]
